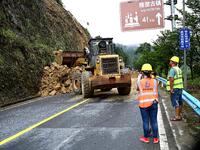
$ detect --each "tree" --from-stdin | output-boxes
[133,31,183,77]
[152,30,184,76]
[114,45,129,66]
[135,42,152,54]
[186,0,200,78]
[133,42,156,71]
[134,0,200,79]
[179,0,200,79]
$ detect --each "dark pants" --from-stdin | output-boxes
[140,102,158,138]
[170,89,183,108]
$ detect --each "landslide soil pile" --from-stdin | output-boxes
[39,62,82,97]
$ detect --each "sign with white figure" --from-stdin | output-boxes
[120,0,164,31]
[124,12,140,28]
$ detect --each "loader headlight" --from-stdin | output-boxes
[96,58,100,64]
[119,58,122,63]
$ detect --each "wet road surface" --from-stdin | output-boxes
[0,87,177,150]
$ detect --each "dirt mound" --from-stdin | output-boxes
[39,62,83,97]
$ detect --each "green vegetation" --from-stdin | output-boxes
[131,0,200,133]
[133,31,183,77]
[0,54,4,65]
[0,28,17,43]
[114,45,129,66]
[0,0,89,106]
[133,0,200,80]
[188,77,200,87]
[114,44,137,68]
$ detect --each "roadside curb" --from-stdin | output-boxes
[0,94,40,108]
[159,88,195,150]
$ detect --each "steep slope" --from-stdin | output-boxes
[0,0,90,106]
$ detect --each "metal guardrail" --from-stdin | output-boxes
[156,76,200,116]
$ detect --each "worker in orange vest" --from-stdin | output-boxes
[137,63,159,144]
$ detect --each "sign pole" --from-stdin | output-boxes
[171,0,176,31]
[183,0,187,89]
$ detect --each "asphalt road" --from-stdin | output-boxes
[0,87,177,150]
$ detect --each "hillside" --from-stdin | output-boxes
[115,44,138,68]
[0,0,90,106]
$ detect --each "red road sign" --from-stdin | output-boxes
[120,0,164,31]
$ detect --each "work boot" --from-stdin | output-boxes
[153,138,159,144]
[140,136,150,143]
[175,107,182,119]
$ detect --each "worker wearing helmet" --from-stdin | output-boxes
[137,63,159,144]
[167,56,184,121]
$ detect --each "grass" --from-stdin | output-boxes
[13,49,25,61]
[0,54,4,65]
[188,77,200,87]
[183,104,200,137]
[187,77,200,99]
[0,10,6,20]
[182,77,200,136]
[0,28,17,43]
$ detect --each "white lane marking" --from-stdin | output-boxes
[162,99,181,150]
[158,103,169,150]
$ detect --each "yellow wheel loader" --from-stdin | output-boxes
[80,38,131,98]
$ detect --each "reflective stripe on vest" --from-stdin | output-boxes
[166,66,184,91]
[138,92,158,96]
[137,78,158,108]
[138,98,156,103]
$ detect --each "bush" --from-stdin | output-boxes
[188,77,200,87]
[0,54,4,65]
[0,28,17,43]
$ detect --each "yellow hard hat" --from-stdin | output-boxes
[170,56,179,63]
[141,63,152,71]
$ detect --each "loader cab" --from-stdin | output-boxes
[87,38,115,68]
[88,38,114,56]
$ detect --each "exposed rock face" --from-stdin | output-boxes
[0,0,90,106]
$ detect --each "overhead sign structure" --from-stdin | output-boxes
[179,28,190,50]
[120,0,164,31]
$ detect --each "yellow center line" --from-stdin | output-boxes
[0,99,90,146]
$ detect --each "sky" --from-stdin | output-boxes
[63,0,183,45]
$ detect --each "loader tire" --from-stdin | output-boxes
[117,86,131,95]
[81,71,93,98]
[72,70,82,95]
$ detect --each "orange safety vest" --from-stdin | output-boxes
[137,78,158,108]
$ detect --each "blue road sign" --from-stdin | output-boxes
[180,28,190,50]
